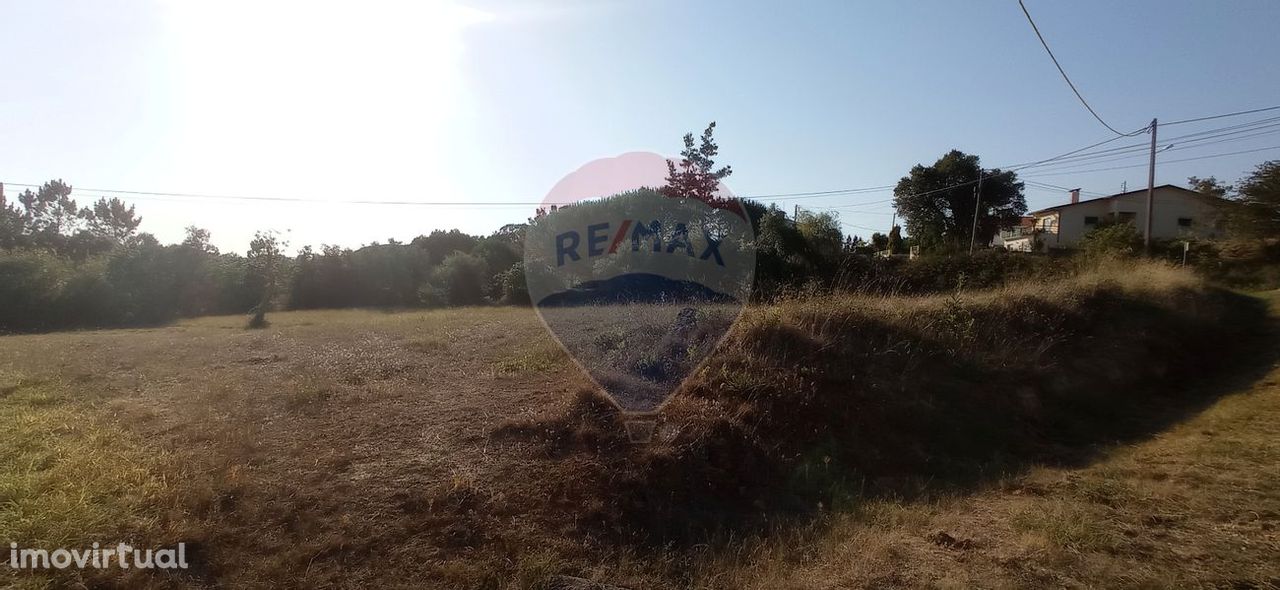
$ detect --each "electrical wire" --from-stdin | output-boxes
[1016,124,1280,175]
[1017,0,1135,137]
[1163,104,1280,126]
[1022,144,1280,177]
[4,110,1279,212]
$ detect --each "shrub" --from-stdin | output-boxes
[0,245,260,333]
[1191,238,1280,289]
[432,252,489,306]
[0,250,70,332]
[495,262,530,305]
[1078,222,1143,259]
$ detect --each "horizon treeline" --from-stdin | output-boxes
[0,179,886,332]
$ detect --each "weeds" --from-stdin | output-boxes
[0,371,176,548]
[493,341,567,375]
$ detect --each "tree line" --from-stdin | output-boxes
[0,124,856,331]
[0,192,856,333]
[3,123,1277,333]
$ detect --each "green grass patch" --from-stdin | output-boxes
[0,370,175,547]
[493,342,568,376]
[1010,499,1120,552]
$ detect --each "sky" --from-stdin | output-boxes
[2,0,1279,253]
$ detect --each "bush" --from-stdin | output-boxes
[0,250,70,332]
[495,262,530,305]
[431,252,489,306]
[1078,223,1143,259]
[0,245,260,333]
[820,250,1064,297]
[1190,238,1280,289]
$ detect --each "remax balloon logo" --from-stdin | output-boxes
[524,152,756,441]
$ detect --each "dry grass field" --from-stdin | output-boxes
[1,262,1278,589]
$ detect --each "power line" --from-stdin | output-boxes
[999,127,1147,171]
[845,108,1280,210]
[1022,143,1280,177]
[1026,180,1108,195]
[1163,104,1280,126]
[1008,115,1280,171]
[1024,180,1106,197]
[748,185,894,200]
[1018,118,1280,169]
[1018,124,1280,175]
[1007,117,1280,174]
[0,180,900,207]
[8,108,1278,213]
[821,199,897,209]
[840,221,884,233]
[817,207,894,215]
[0,182,550,206]
[1017,0,1135,137]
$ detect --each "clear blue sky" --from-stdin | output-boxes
[3,0,1278,252]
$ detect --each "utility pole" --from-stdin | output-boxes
[1144,118,1158,253]
[968,172,983,255]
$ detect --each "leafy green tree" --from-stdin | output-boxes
[1228,160,1280,238]
[742,201,821,295]
[0,249,70,331]
[88,197,142,244]
[15,180,88,254]
[182,226,219,254]
[412,229,479,265]
[102,241,181,325]
[247,230,289,328]
[0,190,24,250]
[351,243,432,306]
[1187,175,1234,199]
[795,210,844,262]
[661,121,733,203]
[473,236,521,300]
[870,232,889,251]
[493,223,528,245]
[495,262,529,304]
[428,252,488,306]
[892,150,1026,252]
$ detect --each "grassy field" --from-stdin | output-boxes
[1,262,1277,589]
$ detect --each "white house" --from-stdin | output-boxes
[996,185,1226,251]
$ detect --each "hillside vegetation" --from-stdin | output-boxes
[497,261,1264,539]
[1,260,1276,589]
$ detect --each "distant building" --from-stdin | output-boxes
[995,216,1037,252]
[994,185,1226,251]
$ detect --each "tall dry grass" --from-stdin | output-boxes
[501,259,1260,546]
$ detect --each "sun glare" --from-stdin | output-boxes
[160,0,490,200]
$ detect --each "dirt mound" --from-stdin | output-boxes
[493,267,1267,544]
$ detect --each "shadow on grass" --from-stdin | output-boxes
[491,287,1279,547]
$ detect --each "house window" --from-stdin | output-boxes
[1084,216,1099,225]
[1117,212,1137,224]
[1178,217,1193,227]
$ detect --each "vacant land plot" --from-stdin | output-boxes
[1,265,1277,589]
